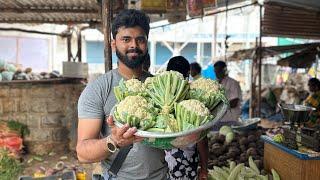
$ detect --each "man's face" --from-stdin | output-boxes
[190,68,197,77]
[214,66,226,80]
[112,26,148,69]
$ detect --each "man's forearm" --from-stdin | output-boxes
[197,137,208,169]
[76,137,111,163]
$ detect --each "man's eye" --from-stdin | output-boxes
[137,38,146,43]
[122,38,130,42]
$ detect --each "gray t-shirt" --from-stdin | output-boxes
[78,69,168,180]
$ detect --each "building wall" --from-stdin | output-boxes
[0,82,84,155]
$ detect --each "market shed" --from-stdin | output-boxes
[229,43,320,68]
[0,0,107,154]
[0,0,101,24]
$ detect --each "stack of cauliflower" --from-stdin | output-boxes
[113,71,227,133]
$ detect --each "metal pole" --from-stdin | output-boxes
[102,0,113,72]
[212,15,217,60]
[77,29,82,62]
[67,35,71,62]
[258,5,263,117]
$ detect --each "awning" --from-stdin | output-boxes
[262,1,320,39]
[277,46,319,68]
[229,43,320,68]
[0,0,101,24]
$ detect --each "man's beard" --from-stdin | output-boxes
[116,48,147,69]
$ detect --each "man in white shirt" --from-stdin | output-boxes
[214,61,242,126]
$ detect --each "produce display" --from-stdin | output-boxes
[0,59,61,81]
[113,71,227,133]
[188,78,228,111]
[208,127,265,169]
[114,79,147,102]
[208,156,280,180]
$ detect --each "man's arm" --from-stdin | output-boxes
[197,137,208,179]
[76,116,142,163]
[76,118,109,163]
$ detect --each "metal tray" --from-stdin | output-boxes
[112,102,228,149]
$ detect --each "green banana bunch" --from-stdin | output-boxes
[188,78,228,111]
[146,71,189,114]
[175,99,213,131]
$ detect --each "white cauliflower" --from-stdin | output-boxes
[125,79,146,93]
[179,99,210,117]
[117,95,151,120]
[175,99,213,131]
[115,95,156,130]
[190,78,221,97]
[188,78,228,110]
[114,78,147,102]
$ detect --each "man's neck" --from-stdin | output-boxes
[218,76,226,83]
[118,61,143,79]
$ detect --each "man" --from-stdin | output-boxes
[305,77,320,127]
[190,62,202,80]
[166,56,208,180]
[76,9,167,179]
[214,61,242,126]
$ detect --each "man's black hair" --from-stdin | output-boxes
[190,62,202,74]
[167,56,190,78]
[214,61,227,68]
[309,77,320,88]
[112,9,150,39]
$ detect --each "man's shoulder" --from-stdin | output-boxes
[226,76,239,84]
[90,69,118,84]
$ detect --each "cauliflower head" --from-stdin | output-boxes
[114,78,147,102]
[188,78,228,110]
[125,79,146,93]
[179,99,210,117]
[146,70,189,114]
[175,99,213,131]
[115,95,156,130]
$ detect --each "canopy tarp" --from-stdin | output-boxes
[229,43,320,68]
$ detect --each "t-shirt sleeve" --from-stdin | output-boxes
[78,79,105,120]
[228,80,241,101]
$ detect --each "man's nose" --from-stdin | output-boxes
[129,39,138,48]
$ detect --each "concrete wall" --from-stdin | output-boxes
[0,81,84,155]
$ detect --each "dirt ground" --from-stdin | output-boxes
[20,150,102,179]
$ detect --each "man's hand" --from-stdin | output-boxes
[198,167,208,180]
[107,116,143,147]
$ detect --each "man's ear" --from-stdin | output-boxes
[111,39,116,52]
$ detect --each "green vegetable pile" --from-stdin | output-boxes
[272,134,284,143]
[208,156,281,180]
[0,149,23,180]
[113,71,227,133]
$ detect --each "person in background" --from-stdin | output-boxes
[166,56,208,180]
[304,77,320,127]
[213,61,242,128]
[190,62,202,80]
[76,9,167,180]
